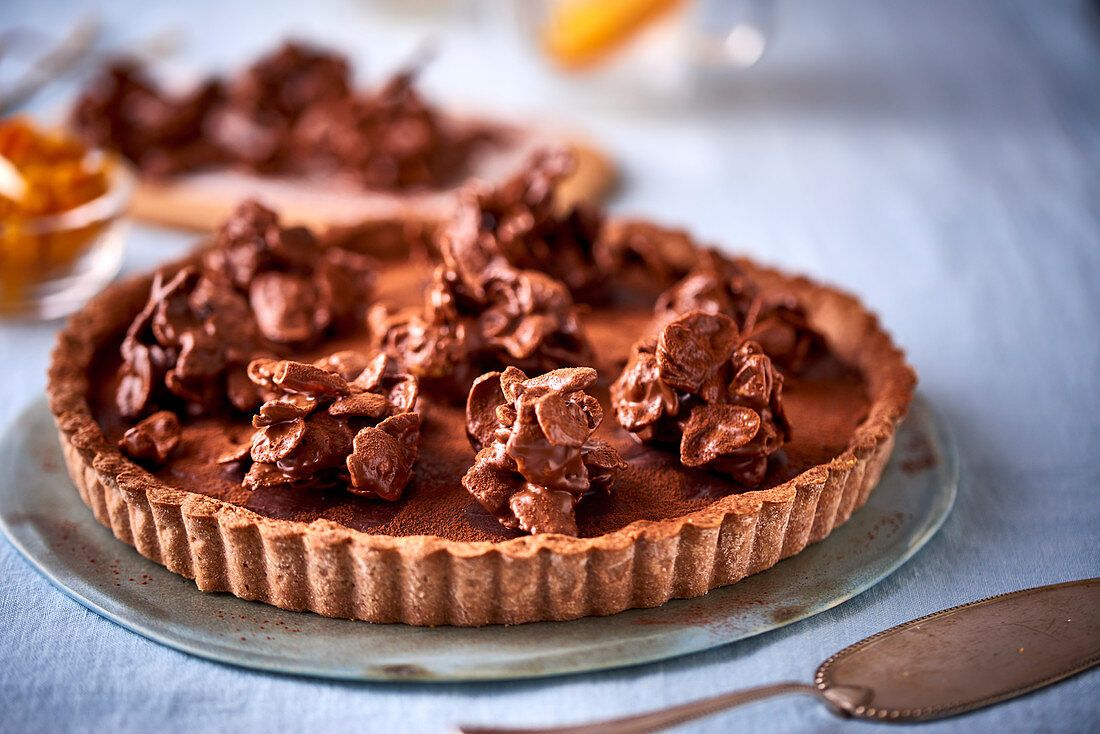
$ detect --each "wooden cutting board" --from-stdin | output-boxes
[128,124,615,232]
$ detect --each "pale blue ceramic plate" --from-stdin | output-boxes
[0,395,955,681]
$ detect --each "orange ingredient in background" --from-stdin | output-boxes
[543,0,686,70]
[0,117,110,304]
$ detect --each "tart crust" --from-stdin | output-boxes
[47,233,915,626]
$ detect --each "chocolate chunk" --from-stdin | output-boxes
[581,439,626,492]
[291,67,465,189]
[225,365,263,413]
[462,366,626,536]
[116,342,155,419]
[239,351,420,497]
[508,487,578,536]
[680,404,761,467]
[314,350,372,381]
[228,41,351,123]
[656,311,740,399]
[249,272,327,345]
[118,410,181,466]
[272,360,350,396]
[254,398,315,427]
[329,392,390,418]
[251,416,307,463]
[611,311,790,487]
[217,441,252,465]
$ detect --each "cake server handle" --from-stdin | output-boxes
[455,681,859,734]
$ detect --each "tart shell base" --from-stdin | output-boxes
[48,244,914,626]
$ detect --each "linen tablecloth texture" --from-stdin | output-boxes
[1,1,1097,732]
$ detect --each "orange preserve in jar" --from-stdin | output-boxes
[0,117,112,306]
[543,0,688,70]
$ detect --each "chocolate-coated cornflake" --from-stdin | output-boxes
[610,311,789,487]
[118,410,181,466]
[116,266,263,419]
[654,251,824,372]
[462,366,626,536]
[205,200,376,346]
[241,352,420,499]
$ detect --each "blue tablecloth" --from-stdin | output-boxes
[1,1,1097,731]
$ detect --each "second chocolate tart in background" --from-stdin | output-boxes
[70,40,616,234]
[48,151,914,624]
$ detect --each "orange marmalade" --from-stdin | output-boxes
[0,117,111,305]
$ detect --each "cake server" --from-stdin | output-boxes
[458,578,1100,733]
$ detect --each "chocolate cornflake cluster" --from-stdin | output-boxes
[610,311,789,487]
[115,201,375,420]
[462,366,626,536]
[72,41,477,188]
[370,162,592,395]
[208,41,351,172]
[595,219,701,292]
[205,199,376,346]
[654,251,824,372]
[118,410,181,467]
[117,266,264,419]
[238,351,421,499]
[442,149,607,301]
[291,68,478,190]
[71,60,223,177]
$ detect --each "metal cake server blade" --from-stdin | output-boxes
[458,578,1100,733]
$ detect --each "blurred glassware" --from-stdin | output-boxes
[0,121,133,320]
[513,0,772,103]
[0,17,100,115]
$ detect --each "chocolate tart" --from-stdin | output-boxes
[47,223,914,626]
